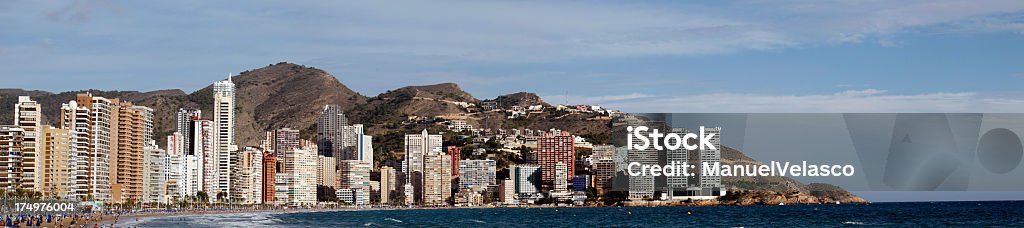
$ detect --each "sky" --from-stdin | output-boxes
[4,0,1024,113]
[3,0,1024,202]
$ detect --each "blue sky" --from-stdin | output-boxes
[3,0,1024,112]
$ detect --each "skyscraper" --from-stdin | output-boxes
[285,147,316,206]
[274,128,300,160]
[247,148,262,203]
[338,160,371,189]
[404,129,442,177]
[232,146,263,204]
[174,108,201,156]
[77,93,113,202]
[591,145,615,196]
[512,164,540,197]
[143,146,166,203]
[261,151,276,204]
[447,146,460,178]
[0,126,25,191]
[316,105,347,157]
[422,152,451,206]
[317,155,337,188]
[164,133,185,201]
[404,129,442,203]
[60,100,90,200]
[339,124,369,162]
[379,166,397,205]
[553,162,569,193]
[338,159,371,205]
[666,128,689,198]
[40,126,71,198]
[190,119,215,198]
[458,160,496,188]
[14,96,41,191]
[699,127,722,196]
[110,99,148,203]
[537,132,575,189]
[499,179,515,204]
[213,75,236,198]
[628,143,657,200]
[361,134,373,170]
[593,158,614,196]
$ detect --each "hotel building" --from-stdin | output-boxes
[40,126,71,198]
[421,152,452,206]
[213,75,236,198]
[0,126,25,190]
[458,160,496,188]
[536,132,575,189]
[14,96,41,191]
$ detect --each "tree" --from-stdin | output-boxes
[196,191,210,203]
[601,191,628,206]
[586,187,598,203]
[535,197,556,205]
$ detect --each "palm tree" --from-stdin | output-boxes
[196,191,210,204]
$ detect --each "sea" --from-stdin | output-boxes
[122,201,1024,227]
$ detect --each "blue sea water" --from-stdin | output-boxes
[125,201,1024,227]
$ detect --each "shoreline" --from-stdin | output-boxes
[106,200,1024,226]
[98,201,875,226]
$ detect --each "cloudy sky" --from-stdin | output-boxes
[3,0,1024,112]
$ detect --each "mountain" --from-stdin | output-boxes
[0,89,170,129]
[0,62,609,153]
[718,146,865,204]
[483,92,549,108]
[201,62,367,147]
[344,82,613,164]
[0,62,367,148]
[348,82,476,127]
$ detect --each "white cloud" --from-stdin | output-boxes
[548,93,657,105]
[555,89,1024,113]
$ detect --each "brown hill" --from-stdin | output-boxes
[193,62,367,147]
[0,62,367,148]
[719,146,865,203]
[0,89,161,128]
[349,82,474,126]
[484,92,548,108]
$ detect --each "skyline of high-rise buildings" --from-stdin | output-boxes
[0,75,610,207]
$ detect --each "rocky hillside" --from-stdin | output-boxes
[0,87,183,134]
[719,146,866,204]
[348,83,476,127]
[0,62,367,147]
[0,62,609,151]
[482,92,549,108]
[200,62,367,147]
